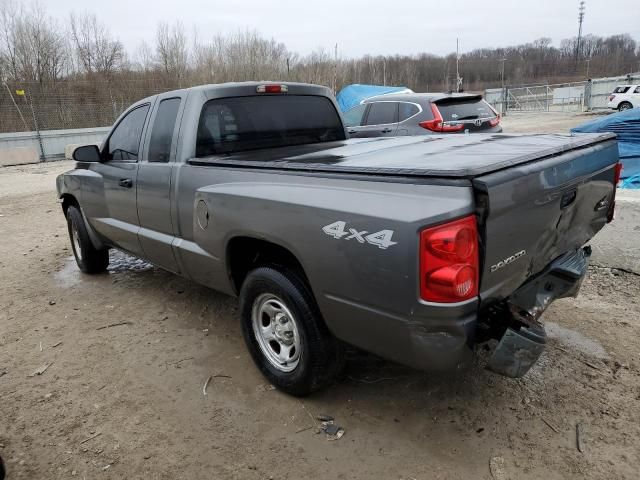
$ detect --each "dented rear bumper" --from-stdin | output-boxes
[487,246,591,377]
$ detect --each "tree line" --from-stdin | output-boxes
[0,0,638,132]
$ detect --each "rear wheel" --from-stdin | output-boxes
[66,206,109,273]
[239,266,344,396]
[618,101,633,111]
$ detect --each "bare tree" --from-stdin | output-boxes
[69,12,124,76]
[155,21,188,85]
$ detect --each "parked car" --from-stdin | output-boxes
[343,93,501,138]
[58,82,620,396]
[607,85,640,111]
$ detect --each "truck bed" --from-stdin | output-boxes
[189,132,617,179]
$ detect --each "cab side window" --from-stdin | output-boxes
[364,102,398,126]
[398,103,420,122]
[343,104,368,127]
[634,86,640,94]
[104,104,150,161]
[148,98,181,162]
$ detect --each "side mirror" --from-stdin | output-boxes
[73,144,101,162]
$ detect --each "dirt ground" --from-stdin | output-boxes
[1,157,639,480]
[500,111,607,134]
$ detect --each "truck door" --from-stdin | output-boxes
[136,95,184,273]
[83,103,150,256]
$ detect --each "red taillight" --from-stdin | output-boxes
[608,162,623,223]
[489,115,500,127]
[614,162,623,185]
[420,215,479,303]
[609,95,616,102]
[419,104,464,133]
[256,84,288,94]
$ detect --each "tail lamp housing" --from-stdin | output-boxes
[419,104,464,133]
[419,215,479,303]
[608,162,623,223]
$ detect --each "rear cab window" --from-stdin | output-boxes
[436,98,496,122]
[196,95,345,156]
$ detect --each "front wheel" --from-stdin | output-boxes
[66,205,109,273]
[239,267,344,396]
[618,101,633,112]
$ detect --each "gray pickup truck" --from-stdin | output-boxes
[57,82,621,395]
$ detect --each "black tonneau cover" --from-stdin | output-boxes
[189,133,617,179]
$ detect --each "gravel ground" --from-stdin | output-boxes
[500,111,610,134]
[1,156,639,480]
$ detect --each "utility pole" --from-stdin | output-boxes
[576,1,586,61]
[585,58,590,78]
[333,43,338,94]
[499,58,507,115]
[383,56,386,86]
[456,38,461,92]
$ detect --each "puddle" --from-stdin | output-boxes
[54,256,83,288]
[545,321,609,359]
[54,251,154,288]
[107,251,153,273]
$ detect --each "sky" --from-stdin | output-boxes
[43,0,640,58]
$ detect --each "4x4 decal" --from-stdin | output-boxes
[322,221,397,249]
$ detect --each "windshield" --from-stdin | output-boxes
[196,95,345,156]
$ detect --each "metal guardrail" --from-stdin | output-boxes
[0,127,109,166]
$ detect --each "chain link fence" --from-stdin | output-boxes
[485,73,640,114]
[0,79,177,134]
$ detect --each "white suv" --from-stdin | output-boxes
[607,85,640,111]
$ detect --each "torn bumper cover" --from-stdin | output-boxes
[487,246,591,378]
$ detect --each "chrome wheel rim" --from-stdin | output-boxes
[71,224,82,262]
[251,294,301,372]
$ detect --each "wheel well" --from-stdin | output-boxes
[60,194,79,215]
[227,237,309,294]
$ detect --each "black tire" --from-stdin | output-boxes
[239,266,344,396]
[66,205,109,273]
[618,101,633,112]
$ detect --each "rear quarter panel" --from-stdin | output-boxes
[175,166,476,358]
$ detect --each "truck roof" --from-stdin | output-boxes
[136,81,333,104]
[191,132,617,179]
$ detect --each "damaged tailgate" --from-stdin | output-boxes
[473,135,619,306]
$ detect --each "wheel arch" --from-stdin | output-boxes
[226,236,312,296]
[60,193,80,215]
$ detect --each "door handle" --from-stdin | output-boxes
[118,178,133,188]
[347,129,357,134]
[381,128,393,133]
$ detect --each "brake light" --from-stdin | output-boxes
[419,104,464,133]
[256,84,288,94]
[609,95,616,102]
[420,215,479,303]
[608,162,623,223]
[489,115,500,127]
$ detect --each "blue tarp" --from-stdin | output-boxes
[571,109,640,180]
[620,174,640,189]
[336,84,413,112]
